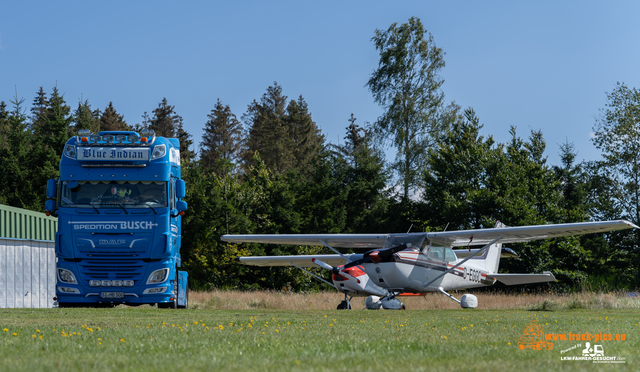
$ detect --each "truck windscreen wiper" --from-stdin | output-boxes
[89,203,100,214]
[135,202,157,214]
[105,203,128,214]
[67,202,101,214]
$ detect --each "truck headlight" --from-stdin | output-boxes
[146,268,169,284]
[58,269,77,284]
[150,144,166,160]
[63,145,76,159]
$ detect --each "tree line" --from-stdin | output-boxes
[1,17,639,291]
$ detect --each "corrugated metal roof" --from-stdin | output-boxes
[0,204,57,241]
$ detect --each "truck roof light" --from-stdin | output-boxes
[140,128,155,137]
[126,134,140,143]
[80,137,89,143]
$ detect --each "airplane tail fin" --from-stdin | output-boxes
[482,221,506,274]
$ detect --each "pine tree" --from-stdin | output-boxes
[176,117,194,164]
[201,99,243,174]
[148,98,193,162]
[332,114,390,232]
[0,101,8,147]
[99,102,129,131]
[72,99,102,135]
[242,83,291,173]
[29,87,47,133]
[243,83,323,174]
[31,87,73,158]
[286,95,324,174]
[0,93,43,210]
[149,98,179,137]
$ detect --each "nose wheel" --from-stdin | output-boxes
[337,291,352,310]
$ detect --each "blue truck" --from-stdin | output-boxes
[44,129,189,308]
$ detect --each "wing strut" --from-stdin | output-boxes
[289,262,336,288]
[320,240,350,262]
[422,235,502,290]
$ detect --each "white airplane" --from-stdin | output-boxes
[222,220,638,310]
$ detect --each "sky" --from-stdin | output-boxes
[1,1,639,166]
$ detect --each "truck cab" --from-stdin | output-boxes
[45,129,188,308]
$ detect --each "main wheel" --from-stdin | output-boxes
[337,300,351,310]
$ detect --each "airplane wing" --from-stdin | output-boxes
[487,272,556,285]
[427,220,638,247]
[222,234,389,248]
[222,220,637,249]
[235,254,353,267]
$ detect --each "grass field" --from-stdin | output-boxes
[1,291,638,371]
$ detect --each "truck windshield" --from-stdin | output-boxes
[60,181,168,209]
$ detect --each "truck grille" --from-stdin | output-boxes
[77,259,145,284]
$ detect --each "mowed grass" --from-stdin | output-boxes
[1,292,639,371]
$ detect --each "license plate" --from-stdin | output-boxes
[101,292,125,299]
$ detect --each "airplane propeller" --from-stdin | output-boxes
[311,258,339,274]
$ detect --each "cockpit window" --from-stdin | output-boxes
[444,248,457,262]
[60,181,168,209]
[382,233,428,250]
[428,246,457,262]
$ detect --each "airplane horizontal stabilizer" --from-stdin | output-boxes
[486,271,556,285]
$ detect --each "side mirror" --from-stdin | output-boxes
[177,200,187,211]
[45,199,56,213]
[46,179,57,199]
[176,180,186,199]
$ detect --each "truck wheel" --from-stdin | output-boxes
[172,271,178,309]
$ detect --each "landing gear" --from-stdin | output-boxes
[437,287,478,309]
[337,300,351,310]
[366,294,405,310]
[337,291,352,310]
